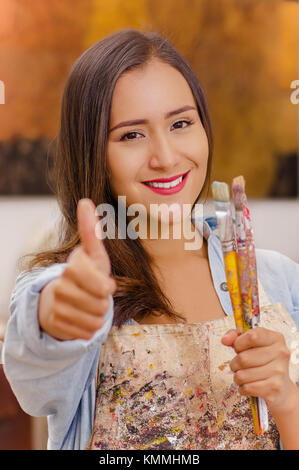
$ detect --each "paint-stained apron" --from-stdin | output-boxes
[87,282,299,450]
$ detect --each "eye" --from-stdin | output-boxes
[119,119,194,141]
[120,131,142,142]
[172,119,194,130]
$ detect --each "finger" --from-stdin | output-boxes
[233,327,281,353]
[233,359,282,386]
[238,377,295,412]
[77,198,111,274]
[221,329,239,347]
[51,318,96,341]
[63,254,116,298]
[54,301,106,335]
[77,198,100,257]
[238,378,272,398]
[55,278,113,316]
[230,344,280,372]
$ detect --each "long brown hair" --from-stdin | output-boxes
[20,28,214,326]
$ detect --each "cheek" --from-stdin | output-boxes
[107,151,124,199]
[196,128,209,164]
[107,145,126,183]
[107,149,142,199]
[185,125,209,171]
[195,131,209,184]
[189,131,209,197]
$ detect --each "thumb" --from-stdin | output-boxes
[221,329,239,347]
[77,198,111,274]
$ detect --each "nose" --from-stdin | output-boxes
[148,131,180,171]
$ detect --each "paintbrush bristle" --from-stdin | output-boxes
[232,175,245,189]
[232,175,246,211]
[211,181,230,202]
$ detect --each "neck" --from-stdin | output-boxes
[140,219,206,267]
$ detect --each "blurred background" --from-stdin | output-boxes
[0,0,298,450]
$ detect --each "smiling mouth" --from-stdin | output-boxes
[142,170,189,189]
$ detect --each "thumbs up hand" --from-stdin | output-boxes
[38,198,116,341]
[77,198,112,276]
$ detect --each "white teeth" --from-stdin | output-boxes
[147,176,183,188]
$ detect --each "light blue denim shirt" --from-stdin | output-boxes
[2,217,299,450]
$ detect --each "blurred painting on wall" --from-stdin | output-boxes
[0,0,298,197]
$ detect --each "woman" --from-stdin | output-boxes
[3,28,299,450]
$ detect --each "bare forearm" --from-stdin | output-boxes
[270,382,299,450]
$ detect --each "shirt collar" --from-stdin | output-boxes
[191,212,219,241]
[191,211,233,317]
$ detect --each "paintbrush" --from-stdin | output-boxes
[231,175,269,433]
[212,180,263,435]
[211,181,244,333]
[234,177,260,326]
[231,176,252,331]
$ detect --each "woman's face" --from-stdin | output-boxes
[107,58,209,225]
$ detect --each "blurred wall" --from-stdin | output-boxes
[0,0,298,198]
[0,196,60,335]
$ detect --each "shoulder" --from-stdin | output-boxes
[203,215,298,279]
[255,248,299,279]
[255,248,299,326]
[203,216,299,321]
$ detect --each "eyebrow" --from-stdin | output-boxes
[109,105,197,133]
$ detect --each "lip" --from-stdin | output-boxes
[141,170,190,195]
[142,170,189,184]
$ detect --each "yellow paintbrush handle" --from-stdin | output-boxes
[223,251,244,333]
[250,397,262,435]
